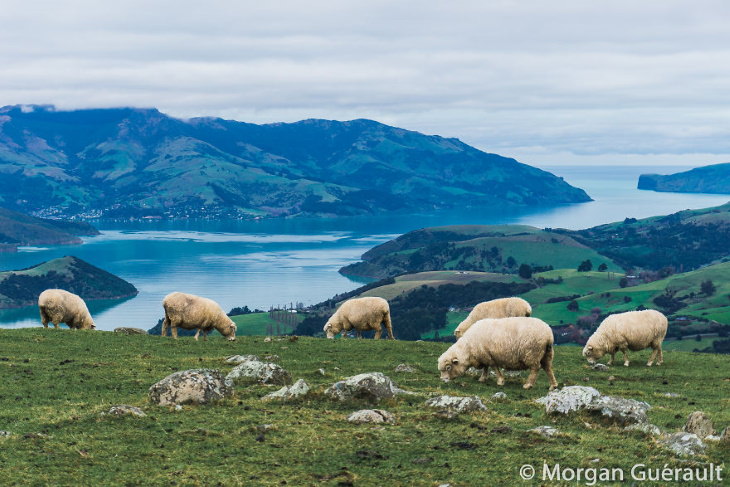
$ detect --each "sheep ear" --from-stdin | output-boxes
[451,358,459,365]
[587,345,593,351]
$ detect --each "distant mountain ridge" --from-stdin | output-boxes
[0,105,590,219]
[638,163,730,194]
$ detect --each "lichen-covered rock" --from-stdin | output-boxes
[536,386,601,414]
[226,360,291,385]
[114,327,148,335]
[491,392,507,400]
[394,363,416,373]
[662,392,680,398]
[591,363,610,371]
[225,354,259,365]
[683,411,715,439]
[0,431,11,437]
[261,379,310,401]
[660,432,706,457]
[625,423,661,436]
[424,395,487,414]
[530,426,558,437]
[325,372,401,403]
[149,369,233,406]
[585,396,651,425]
[104,405,147,417]
[347,409,396,424]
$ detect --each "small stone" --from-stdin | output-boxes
[325,372,404,403]
[683,411,715,439]
[113,327,148,335]
[394,363,416,373]
[704,435,721,442]
[225,355,259,365]
[226,360,292,386]
[530,425,559,437]
[0,431,11,437]
[317,368,326,376]
[264,337,272,342]
[607,375,616,382]
[491,392,507,400]
[104,405,146,417]
[660,432,706,457]
[347,409,396,424]
[262,379,310,401]
[721,427,730,443]
[424,395,487,414]
[582,377,590,382]
[592,363,610,371]
[662,392,681,398]
[625,423,661,436]
[175,405,183,411]
[149,369,233,406]
[263,355,280,361]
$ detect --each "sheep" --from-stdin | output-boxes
[583,309,668,367]
[161,292,237,341]
[323,296,394,339]
[438,317,557,390]
[453,297,532,338]
[38,289,96,330]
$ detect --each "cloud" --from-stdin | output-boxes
[1,0,730,164]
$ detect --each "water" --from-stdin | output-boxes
[1,165,727,330]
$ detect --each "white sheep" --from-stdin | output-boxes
[323,297,394,339]
[161,292,237,341]
[583,309,668,367]
[438,317,557,390]
[453,297,532,338]
[38,289,96,330]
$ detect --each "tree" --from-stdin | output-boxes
[518,264,532,279]
[619,277,628,288]
[598,263,608,272]
[567,300,579,312]
[701,279,716,296]
[506,256,517,268]
[577,259,593,272]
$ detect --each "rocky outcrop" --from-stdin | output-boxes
[149,369,233,406]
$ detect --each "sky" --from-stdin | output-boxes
[1,0,730,166]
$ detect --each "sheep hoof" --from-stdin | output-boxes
[646,363,652,367]
[523,383,533,390]
[623,363,629,367]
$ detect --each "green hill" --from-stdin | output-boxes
[0,207,98,251]
[0,330,726,485]
[638,162,730,194]
[0,256,138,308]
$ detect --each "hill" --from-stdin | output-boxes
[0,256,138,308]
[638,163,730,194]
[0,330,726,485]
[0,207,98,251]
[340,225,621,279]
[0,105,590,219]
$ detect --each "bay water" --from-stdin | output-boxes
[1,165,727,331]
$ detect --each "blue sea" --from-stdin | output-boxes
[1,165,727,331]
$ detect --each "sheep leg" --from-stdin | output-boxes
[373,323,382,340]
[478,366,489,383]
[171,322,179,340]
[40,310,49,328]
[53,322,60,329]
[541,347,558,391]
[202,330,208,341]
[622,350,629,367]
[607,353,615,366]
[161,317,169,337]
[356,329,363,339]
[524,368,539,389]
[494,368,506,386]
[646,348,658,366]
[656,346,664,365]
[194,329,201,341]
[383,313,395,340]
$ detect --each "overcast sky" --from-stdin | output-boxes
[1,0,729,166]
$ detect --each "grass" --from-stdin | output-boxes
[0,329,727,486]
[231,312,302,336]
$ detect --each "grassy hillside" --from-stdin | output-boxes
[231,312,303,336]
[0,329,726,486]
[638,162,730,194]
[0,256,138,308]
[0,207,98,249]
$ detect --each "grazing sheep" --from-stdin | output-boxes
[323,297,394,339]
[161,292,236,341]
[438,317,557,390]
[583,309,668,367]
[453,297,532,338]
[38,289,95,330]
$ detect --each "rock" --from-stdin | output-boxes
[261,379,310,401]
[591,363,610,371]
[491,392,507,400]
[263,355,280,361]
[325,372,402,403]
[264,337,272,342]
[347,409,396,424]
[317,368,326,376]
[704,435,721,442]
[625,423,661,436]
[607,375,616,382]
[225,355,259,365]
[585,396,651,425]
[424,395,487,414]
[149,369,233,406]
[394,363,416,373]
[722,427,730,443]
[530,426,559,437]
[660,432,706,457]
[113,327,148,335]
[226,359,292,386]
[103,405,146,417]
[0,431,11,437]
[683,411,715,439]
[662,392,680,398]
[536,386,601,414]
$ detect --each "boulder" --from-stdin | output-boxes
[325,372,401,403]
[660,432,706,457]
[149,369,233,406]
[103,405,146,417]
[261,379,310,401]
[530,426,559,437]
[226,360,291,385]
[394,363,416,373]
[585,396,651,425]
[347,409,396,424]
[113,327,148,335]
[536,386,601,414]
[225,355,259,365]
[683,411,715,439]
[424,395,487,414]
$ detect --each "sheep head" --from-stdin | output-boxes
[437,351,467,382]
[582,342,604,364]
[323,319,341,339]
[219,320,237,341]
